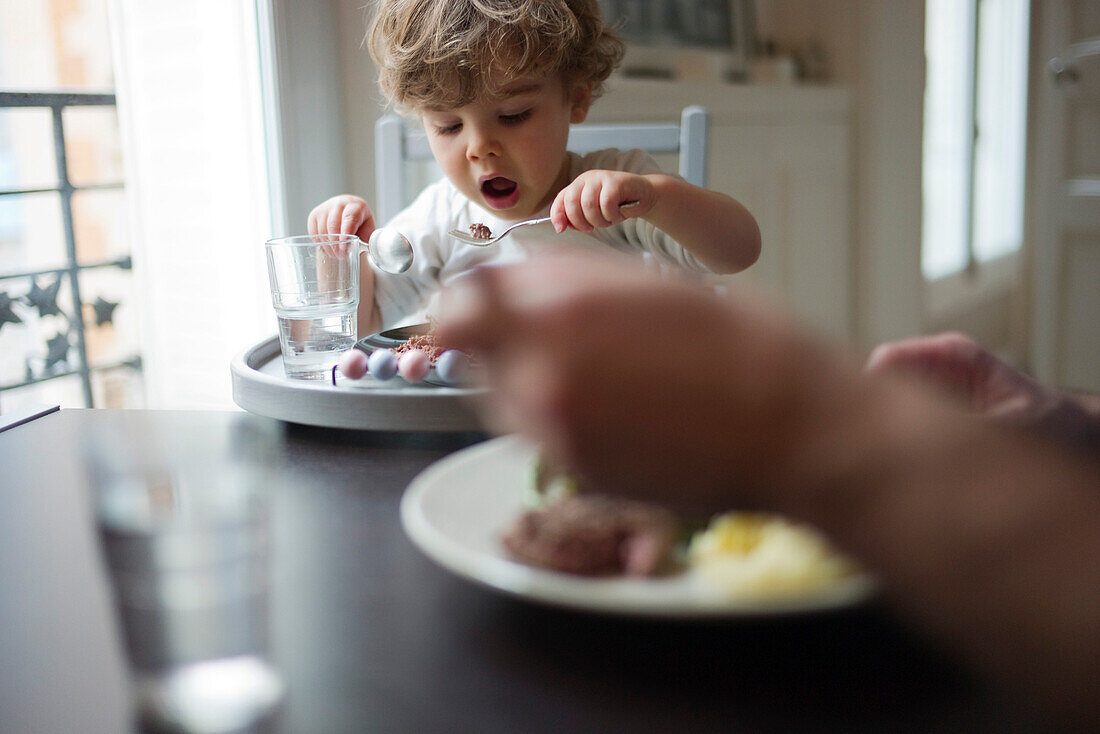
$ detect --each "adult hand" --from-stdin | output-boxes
[865,332,1099,448]
[438,253,853,512]
[865,333,1051,418]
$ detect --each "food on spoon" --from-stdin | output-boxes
[469,223,492,240]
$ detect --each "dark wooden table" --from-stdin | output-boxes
[0,409,1040,733]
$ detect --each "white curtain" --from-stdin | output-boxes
[108,0,274,409]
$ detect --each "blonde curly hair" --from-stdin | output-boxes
[368,0,624,111]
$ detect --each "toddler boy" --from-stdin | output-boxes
[308,0,761,333]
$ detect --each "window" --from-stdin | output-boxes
[0,0,142,412]
[922,0,1030,281]
[2,1,276,413]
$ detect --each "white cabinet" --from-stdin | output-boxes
[591,79,855,341]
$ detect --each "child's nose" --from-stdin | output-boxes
[465,127,501,160]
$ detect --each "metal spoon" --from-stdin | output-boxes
[447,201,639,246]
[366,227,415,273]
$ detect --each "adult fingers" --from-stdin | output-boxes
[865,332,980,374]
[438,256,621,355]
[436,266,516,355]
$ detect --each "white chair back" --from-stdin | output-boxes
[373,106,708,225]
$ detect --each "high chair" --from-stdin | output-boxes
[373,105,709,225]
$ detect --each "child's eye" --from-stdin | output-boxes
[500,109,532,125]
[434,122,462,135]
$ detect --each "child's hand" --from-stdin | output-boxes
[308,195,381,335]
[550,171,655,233]
[308,195,376,241]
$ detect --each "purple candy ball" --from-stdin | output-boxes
[435,350,469,385]
[367,349,398,380]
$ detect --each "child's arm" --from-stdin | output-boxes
[550,170,760,273]
[308,195,382,336]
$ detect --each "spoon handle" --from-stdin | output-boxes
[504,217,551,234]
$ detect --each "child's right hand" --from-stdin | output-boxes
[308,195,376,240]
[308,195,381,335]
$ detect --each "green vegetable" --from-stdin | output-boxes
[525,451,581,508]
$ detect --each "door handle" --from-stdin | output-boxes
[1049,36,1100,85]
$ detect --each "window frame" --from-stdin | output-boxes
[921,0,1030,349]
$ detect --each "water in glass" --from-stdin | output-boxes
[275,303,357,380]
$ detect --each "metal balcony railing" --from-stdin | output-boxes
[0,91,141,407]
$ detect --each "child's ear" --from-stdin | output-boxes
[569,82,594,124]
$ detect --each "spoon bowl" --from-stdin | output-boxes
[367,227,415,273]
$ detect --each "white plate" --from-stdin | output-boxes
[401,436,878,618]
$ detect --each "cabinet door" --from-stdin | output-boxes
[714,123,853,341]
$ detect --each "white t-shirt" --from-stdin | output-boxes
[372,148,711,327]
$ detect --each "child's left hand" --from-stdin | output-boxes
[550,171,655,233]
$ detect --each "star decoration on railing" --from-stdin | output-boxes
[0,91,142,406]
[24,277,63,318]
[0,292,22,331]
[91,296,120,326]
[44,332,71,371]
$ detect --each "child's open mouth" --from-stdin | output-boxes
[480,176,520,210]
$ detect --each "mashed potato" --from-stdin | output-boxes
[688,513,857,598]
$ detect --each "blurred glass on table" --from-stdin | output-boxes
[265,234,360,380]
[90,421,284,733]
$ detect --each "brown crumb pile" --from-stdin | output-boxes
[469,223,492,240]
[394,332,446,362]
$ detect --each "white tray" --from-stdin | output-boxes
[231,336,485,432]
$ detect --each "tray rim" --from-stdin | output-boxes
[230,335,485,432]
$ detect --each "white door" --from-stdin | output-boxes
[1028,1,1100,391]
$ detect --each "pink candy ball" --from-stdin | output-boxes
[338,349,368,380]
[397,349,431,382]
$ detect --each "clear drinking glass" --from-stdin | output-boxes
[265,234,360,380]
[92,422,284,733]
